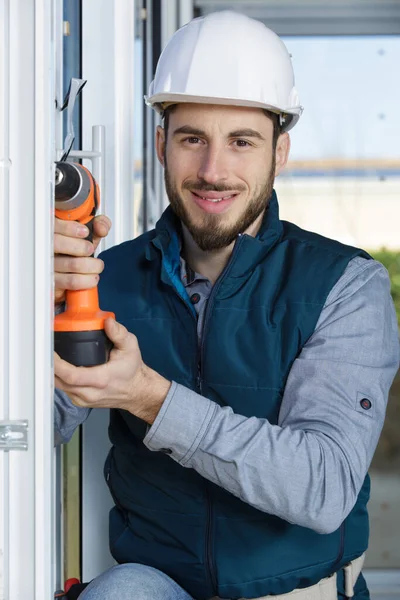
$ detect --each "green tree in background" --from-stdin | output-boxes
[370,249,400,473]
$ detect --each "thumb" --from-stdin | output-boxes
[104,318,136,352]
[93,215,112,252]
[94,215,112,238]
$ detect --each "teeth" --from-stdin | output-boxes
[201,195,232,202]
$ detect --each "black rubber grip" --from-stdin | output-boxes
[54,330,113,367]
[85,217,95,256]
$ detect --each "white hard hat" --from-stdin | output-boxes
[145,11,303,132]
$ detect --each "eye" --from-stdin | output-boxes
[184,137,201,144]
[234,139,251,148]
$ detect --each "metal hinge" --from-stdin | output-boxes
[0,420,28,451]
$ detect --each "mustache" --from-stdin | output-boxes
[182,180,246,193]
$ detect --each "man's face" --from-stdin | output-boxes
[156,104,289,252]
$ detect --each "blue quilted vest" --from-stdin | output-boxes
[98,192,370,600]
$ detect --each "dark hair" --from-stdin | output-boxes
[162,104,178,140]
[162,105,282,151]
[263,110,282,150]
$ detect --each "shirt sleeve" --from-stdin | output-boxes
[144,257,400,533]
[54,388,91,445]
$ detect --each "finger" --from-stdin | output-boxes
[93,215,112,252]
[54,376,87,407]
[55,272,99,293]
[104,318,137,352]
[55,290,66,304]
[93,215,111,238]
[55,217,90,238]
[54,255,104,275]
[54,352,109,388]
[54,233,94,257]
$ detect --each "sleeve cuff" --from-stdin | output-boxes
[144,381,217,465]
[54,388,91,444]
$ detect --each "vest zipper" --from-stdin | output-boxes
[199,234,245,378]
[197,234,244,596]
[196,234,245,396]
[166,234,244,594]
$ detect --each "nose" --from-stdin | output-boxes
[197,144,229,184]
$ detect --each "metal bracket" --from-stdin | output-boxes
[0,420,28,451]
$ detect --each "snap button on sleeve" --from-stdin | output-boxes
[360,398,372,410]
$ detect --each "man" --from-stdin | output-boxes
[54,11,399,600]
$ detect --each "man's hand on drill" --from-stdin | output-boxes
[54,214,111,305]
[54,317,172,425]
[54,213,171,423]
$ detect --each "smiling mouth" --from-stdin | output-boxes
[191,191,238,203]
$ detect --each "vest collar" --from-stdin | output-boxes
[145,190,283,279]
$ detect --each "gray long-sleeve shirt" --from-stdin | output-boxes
[54,256,399,533]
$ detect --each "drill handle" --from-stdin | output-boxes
[85,217,96,257]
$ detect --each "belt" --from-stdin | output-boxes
[211,553,365,600]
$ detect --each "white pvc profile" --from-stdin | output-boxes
[162,0,178,50]
[114,0,136,244]
[145,0,160,231]
[0,1,11,597]
[54,0,65,589]
[0,0,56,598]
[81,0,136,250]
[80,0,136,581]
[34,0,57,596]
[158,0,178,214]
[179,0,194,27]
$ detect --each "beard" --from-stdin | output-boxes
[164,158,276,252]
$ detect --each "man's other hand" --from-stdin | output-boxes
[54,214,111,305]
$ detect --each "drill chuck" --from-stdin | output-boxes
[55,161,92,209]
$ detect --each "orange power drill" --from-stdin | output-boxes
[54,162,115,367]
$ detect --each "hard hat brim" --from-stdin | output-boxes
[144,93,303,132]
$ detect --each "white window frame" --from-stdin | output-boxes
[0,0,60,597]
[80,0,136,581]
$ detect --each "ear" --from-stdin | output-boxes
[274,133,290,177]
[155,125,166,166]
